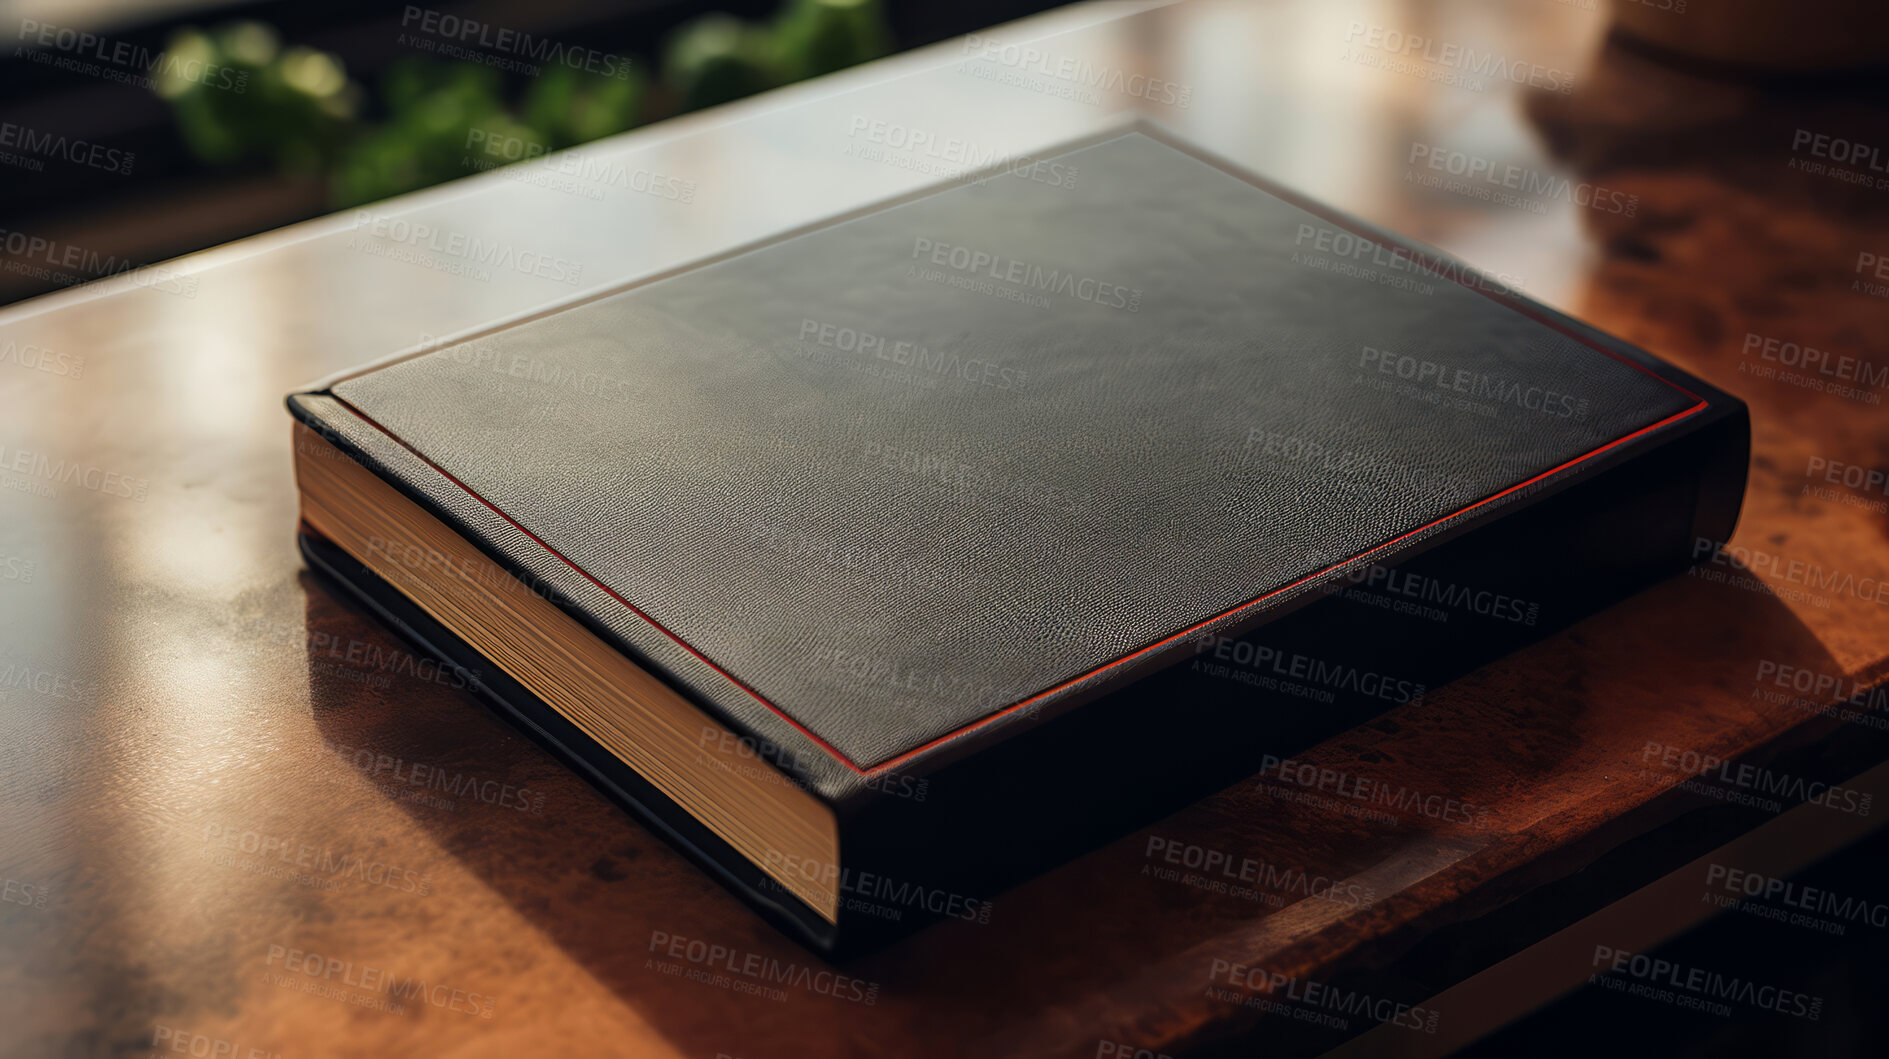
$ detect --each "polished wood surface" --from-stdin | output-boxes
[4,1,1889,1056]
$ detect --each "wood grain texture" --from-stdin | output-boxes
[2,2,1886,1057]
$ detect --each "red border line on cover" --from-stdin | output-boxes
[330,392,1704,777]
[318,127,1717,777]
[326,394,861,773]
[879,401,1704,771]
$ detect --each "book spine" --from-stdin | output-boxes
[286,391,865,803]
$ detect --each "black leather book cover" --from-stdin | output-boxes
[288,125,1748,955]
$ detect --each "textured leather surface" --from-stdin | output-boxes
[331,131,1699,769]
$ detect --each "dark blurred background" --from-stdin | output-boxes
[0,0,1063,305]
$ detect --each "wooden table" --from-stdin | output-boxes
[5,1,1889,1055]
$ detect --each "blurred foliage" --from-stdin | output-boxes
[154,0,890,207]
[665,0,891,109]
[328,60,611,207]
[663,14,779,111]
[158,22,361,175]
[772,0,891,81]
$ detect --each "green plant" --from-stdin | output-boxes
[664,0,890,110]
[155,0,891,208]
[771,0,891,81]
[331,59,516,207]
[662,13,781,111]
[158,21,361,174]
[328,59,648,207]
[522,63,646,151]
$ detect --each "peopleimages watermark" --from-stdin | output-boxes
[0,227,198,297]
[0,120,133,176]
[1620,0,1687,14]
[0,443,149,502]
[240,612,479,695]
[794,317,1030,391]
[1321,561,1542,627]
[956,34,1192,108]
[1095,1043,1173,1059]
[1,338,83,380]
[855,440,1097,525]
[263,944,495,1018]
[150,1024,280,1059]
[0,659,87,703]
[1703,862,1889,936]
[695,725,929,802]
[1789,128,1889,192]
[909,237,1141,312]
[1638,740,1872,816]
[1256,755,1488,827]
[750,518,954,592]
[1691,536,1889,609]
[646,929,881,1004]
[805,641,1000,714]
[761,850,993,926]
[1589,945,1822,1021]
[1360,344,1592,419]
[460,130,696,204]
[397,6,632,79]
[1342,22,1574,95]
[13,19,249,94]
[1291,223,1523,297]
[364,533,560,605]
[1802,455,1889,514]
[1240,427,1480,497]
[1856,250,1889,300]
[0,549,36,585]
[1805,456,1889,498]
[324,738,544,815]
[2,877,51,911]
[309,629,477,692]
[346,212,584,286]
[844,115,1078,191]
[1207,959,1441,1034]
[417,333,640,403]
[1738,331,1886,404]
[1751,658,1889,732]
[1754,659,1889,714]
[201,822,433,894]
[1752,656,1889,706]
[1192,635,1426,706]
[1406,142,1637,216]
[1142,835,1375,910]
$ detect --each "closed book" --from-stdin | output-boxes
[288,126,1748,956]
